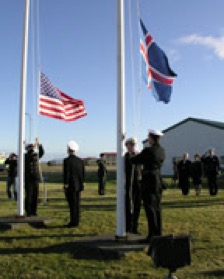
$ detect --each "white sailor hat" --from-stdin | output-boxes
[125,137,137,145]
[148,129,164,137]
[67,141,79,152]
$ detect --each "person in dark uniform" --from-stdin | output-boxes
[63,141,85,227]
[97,153,107,195]
[124,138,142,234]
[5,153,18,200]
[25,138,44,216]
[191,154,203,195]
[203,148,220,196]
[177,153,191,195]
[130,129,165,242]
[172,158,178,188]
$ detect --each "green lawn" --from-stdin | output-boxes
[0,179,223,278]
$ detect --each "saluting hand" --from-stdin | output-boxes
[35,137,40,147]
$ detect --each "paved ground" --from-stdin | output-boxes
[0,215,52,229]
[73,233,149,259]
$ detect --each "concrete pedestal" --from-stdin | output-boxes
[0,215,52,229]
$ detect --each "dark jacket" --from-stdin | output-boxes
[130,143,165,194]
[5,157,17,178]
[63,154,85,192]
[177,160,191,180]
[97,159,107,177]
[124,152,142,188]
[25,145,44,183]
[191,161,203,179]
[204,156,220,175]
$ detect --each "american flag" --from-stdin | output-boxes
[140,19,177,104]
[39,73,87,122]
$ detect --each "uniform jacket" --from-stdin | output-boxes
[63,154,85,192]
[25,145,44,183]
[130,143,165,194]
[190,161,203,179]
[97,159,107,177]
[204,156,220,175]
[124,152,142,188]
[5,158,17,178]
[177,160,191,179]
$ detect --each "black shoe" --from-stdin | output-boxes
[139,236,151,244]
[66,222,78,228]
[132,230,141,235]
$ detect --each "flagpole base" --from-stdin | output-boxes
[16,215,26,219]
[115,234,128,242]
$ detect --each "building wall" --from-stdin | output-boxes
[144,120,224,175]
[105,154,117,165]
[84,158,97,166]
[0,155,6,171]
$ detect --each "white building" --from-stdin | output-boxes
[0,152,7,171]
[143,117,224,176]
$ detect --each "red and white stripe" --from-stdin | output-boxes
[39,89,87,122]
[140,39,152,89]
[144,32,175,87]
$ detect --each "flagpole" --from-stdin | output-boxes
[17,0,30,216]
[116,0,126,238]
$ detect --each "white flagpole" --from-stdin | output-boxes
[116,0,126,237]
[17,0,30,216]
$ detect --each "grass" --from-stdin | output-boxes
[0,175,223,278]
[39,165,117,183]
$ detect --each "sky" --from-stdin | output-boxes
[1,0,224,160]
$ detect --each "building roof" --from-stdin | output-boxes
[104,152,117,156]
[163,117,224,133]
[143,117,224,143]
[83,157,97,160]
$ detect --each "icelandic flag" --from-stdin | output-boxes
[140,19,177,104]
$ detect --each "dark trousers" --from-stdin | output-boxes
[25,181,39,215]
[207,173,218,195]
[143,193,162,238]
[179,177,190,195]
[66,189,80,225]
[125,183,141,232]
[192,177,202,191]
[98,176,106,195]
[6,176,17,200]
